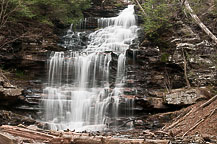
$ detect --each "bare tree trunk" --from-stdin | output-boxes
[182,48,191,89]
[133,0,147,16]
[182,0,217,44]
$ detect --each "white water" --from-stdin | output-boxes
[42,5,138,131]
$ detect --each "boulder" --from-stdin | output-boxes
[0,110,36,126]
[0,73,23,106]
[165,88,207,105]
[0,87,22,97]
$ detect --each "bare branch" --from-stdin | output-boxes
[0,0,5,20]
[0,32,28,50]
[0,0,21,30]
[182,0,217,44]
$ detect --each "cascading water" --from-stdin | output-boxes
[42,5,139,131]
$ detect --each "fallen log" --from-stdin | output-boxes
[0,133,14,144]
[163,95,217,132]
[0,125,170,144]
[0,125,55,142]
[199,95,217,109]
[182,0,217,44]
[182,108,217,137]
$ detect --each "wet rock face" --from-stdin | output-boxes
[126,47,186,93]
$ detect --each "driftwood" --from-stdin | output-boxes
[0,125,170,144]
[182,0,217,44]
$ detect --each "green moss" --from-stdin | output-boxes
[15,70,25,78]
[161,52,170,62]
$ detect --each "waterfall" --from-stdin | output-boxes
[42,5,138,132]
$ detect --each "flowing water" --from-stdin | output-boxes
[42,5,139,131]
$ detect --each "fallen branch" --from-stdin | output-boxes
[163,95,217,131]
[199,95,217,109]
[118,119,135,128]
[208,108,217,117]
[143,130,157,137]
[163,107,196,131]
[118,115,148,128]
[182,0,217,44]
[182,108,217,137]
[182,118,205,137]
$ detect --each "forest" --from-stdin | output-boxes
[0,0,216,143]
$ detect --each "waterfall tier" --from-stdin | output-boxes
[42,5,139,132]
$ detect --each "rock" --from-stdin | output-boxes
[170,21,216,87]
[26,125,40,131]
[0,110,36,126]
[0,88,22,97]
[147,97,167,109]
[17,124,26,128]
[3,82,16,88]
[0,72,24,106]
[134,120,144,126]
[165,88,205,105]
[0,87,23,106]
[135,97,168,110]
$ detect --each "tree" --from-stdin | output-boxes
[0,0,33,50]
[0,0,91,52]
[0,0,32,30]
[0,0,91,28]
[138,0,175,35]
[27,0,91,25]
